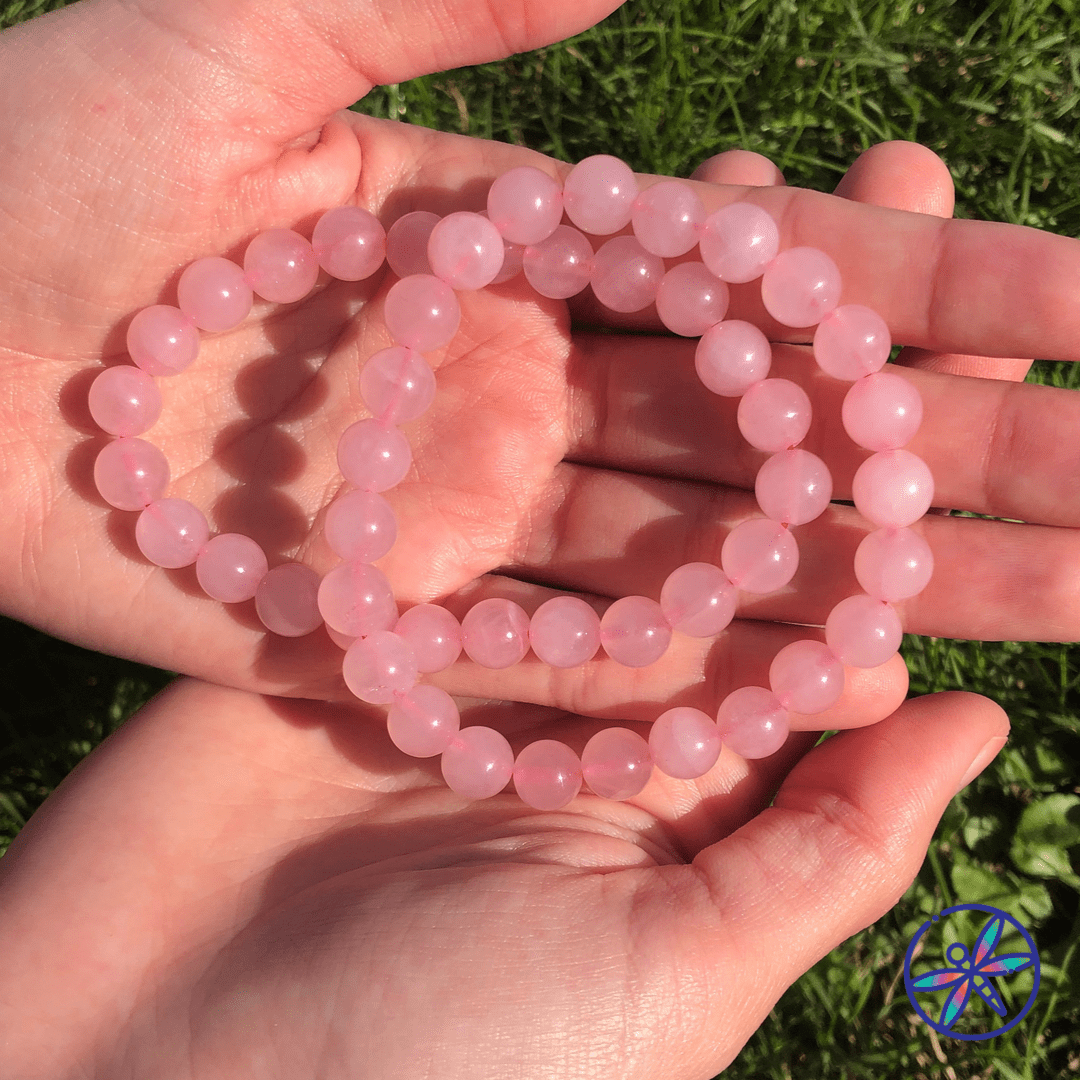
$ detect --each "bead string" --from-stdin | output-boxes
[87,154,934,811]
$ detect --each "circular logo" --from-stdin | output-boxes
[904,903,1040,1041]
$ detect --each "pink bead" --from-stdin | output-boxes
[528,596,601,668]
[126,305,199,376]
[842,372,924,451]
[825,594,903,669]
[461,597,530,668]
[427,212,505,290]
[490,237,525,284]
[659,562,737,637]
[487,166,563,245]
[649,707,722,779]
[360,345,435,425]
[324,488,397,563]
[337,419,412,492]
[721,518,799,594]
[760,247,842,328]
[522,225,593,299]
[134,498,209,568]
[737,378,813,452]
[93,437,170,511]
[854,526,934,602]
[311,206,386,281]
[176,257,253,332]
[394,604,463,673]
[383,274,461,351]
[655,262,729,337]
[715,686,789,759]
[441,726,514,799]
[699,202,779,283]
[599,596,672,667]
[316,560,398,638]
[342,631,417,705]
[387,684,460,757]
[813,305,891,380]
[695,320,772,397]
[852,449,934,527]
[589,236,664,313]
[327,626,357,651]
[513,739,583,810]
[562,155,638,236]
[631,180,706,257]
[768,639,844,714]
[195,532,268,602]
[243,228,318,304]
[754,448,833,525]
[254,563,323,637]
[581,728,653,800]
[386,211,439,277]
[88,365,162,436]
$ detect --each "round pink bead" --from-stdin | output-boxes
[852,449,934,528]
[631,180,706,257]
[243,228,318,304]
[721,518,799,594]
[387,684,461,757]
[695,320,772,397]
[715,686,790,759]
[655,262,729,337]
[699,202,780,283]
[486,166,563,246]
[126,305,199,376]
[754,448,833,526]
[316,560,398,638]
[195,532,268,602]
[134,498,209,568]
[311,206,387,281]
[490,237,525,284]
[427,212,505,290]
[461,597,531,669]
[825,594,903,669]
[386,211,439,278]
[761,247,842,328]
[649,707,722,779]
[562,155,638,236]
[842,372,924,451]
[254,562,323,637]
[88,365,162,436]
[581,728,653,800]
[738,378,813,452]
[176,257,253,332]
[337,419,412,492]
[589,236,664,313]
[813,304,891,380]
[522,225,594,299]
[360,346,435,425]
[383,274,461,352]
[659,562,737,637]
[93,437,170,511]
[324,488,397,563]
[599,596,672,668]
[342,631,417,705]
[854,527,934,602]
[528,596,601,668]
[394,604,463,673]
[441,726,514,800]
[513,739,583,810]
[768,639,844,714]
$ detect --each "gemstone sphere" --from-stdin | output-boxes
[513,739,583,810]
[528,596,601,668]
[461,598,531,669]
[581,728,653,800]
[254,563,323,637]
[715,686,789,759]
[649,707,722,779]
[760,247,842,327]
[562,155,638,235]
[441,726,514,799]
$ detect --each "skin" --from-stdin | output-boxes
[0,0,1067,1075]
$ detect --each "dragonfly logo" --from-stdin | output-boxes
[904,903,1040,1040]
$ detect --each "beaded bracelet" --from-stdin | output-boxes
[87,154,934,811]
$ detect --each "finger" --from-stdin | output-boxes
[893,346,1033,381]
[690,149,786,187]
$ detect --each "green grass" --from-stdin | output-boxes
[3,0,1080,1075]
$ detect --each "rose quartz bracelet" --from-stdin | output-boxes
[89,154,934,811]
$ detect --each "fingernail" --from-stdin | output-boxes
[955,736,1008,794]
